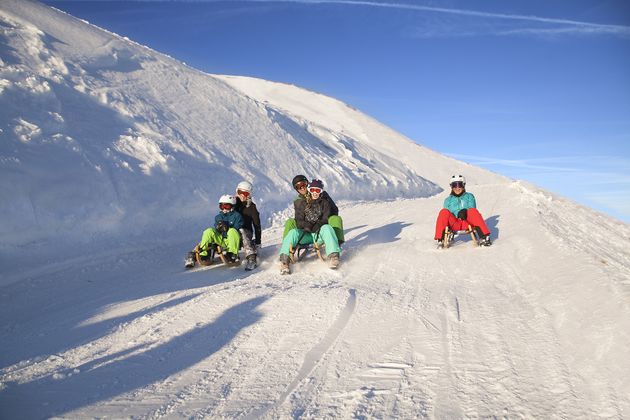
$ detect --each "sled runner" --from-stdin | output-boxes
[281,230,340,275]
[442,225,480,249]
[288,231,326,263]
[185,244,241,270]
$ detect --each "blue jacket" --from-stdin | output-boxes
[214,210,244,231]
[444,191,476,217]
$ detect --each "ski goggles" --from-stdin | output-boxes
[237,189,250,198]
[219,203,233,210]
[294,181,308,190]
[309,187,323,194]
[450,181,465,189]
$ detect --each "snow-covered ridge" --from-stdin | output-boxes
[0,0,505,248]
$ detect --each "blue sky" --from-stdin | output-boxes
[45,0,630,222]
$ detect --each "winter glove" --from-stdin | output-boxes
[216,221,230,236]
[457,209,468,220]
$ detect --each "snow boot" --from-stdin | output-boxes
[185,251,196,269]
[244,254,258,271]
[225,252,240,264]
[473,227,492,246]
[279,254,291,275]
[328,252,340,270]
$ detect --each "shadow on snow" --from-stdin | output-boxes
[345,222,412,248]
[0,296,269,419]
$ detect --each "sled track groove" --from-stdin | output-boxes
[247,288,357,419]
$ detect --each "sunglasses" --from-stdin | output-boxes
[219,203,233,210]
[294,181,308,190]
[450,182,465,189]
[309,187,322,194]
[237,189,250,198]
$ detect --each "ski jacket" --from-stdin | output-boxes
[322,191,339,216]
[293,191,339,216]
[443,191,477,217]
[214,210,244,231]
[235,197,262,245]
[295,196,332,233]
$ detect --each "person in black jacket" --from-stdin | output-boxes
[279,179,341,274]
[234,180,261,268]
[282,175,344,243]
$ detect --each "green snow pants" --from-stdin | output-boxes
[198,227,241,256]
[282,215,344,243]
[279,224,341,257]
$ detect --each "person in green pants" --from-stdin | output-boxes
[283,175,344,244]
[279,179,341,274]
[185,195,243,268]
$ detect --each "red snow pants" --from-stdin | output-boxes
[434,208,490,240]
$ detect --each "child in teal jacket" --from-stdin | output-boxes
[185,195,243,268]
[434,175,492,247]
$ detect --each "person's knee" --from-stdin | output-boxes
[468,208,481,216]
[320,224,334,234]
[286,228,301,241]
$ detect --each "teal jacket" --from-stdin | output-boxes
[444,191,476,217]
[214,210,244,231]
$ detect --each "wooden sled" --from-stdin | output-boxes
[443,225,480,248]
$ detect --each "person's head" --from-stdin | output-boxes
[449,175,466,195]
[292,174,309,196]
[218,194,236,214]
[236,180,253,201]
[308,179,324,199]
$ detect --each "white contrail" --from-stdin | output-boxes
[245,0,630,36]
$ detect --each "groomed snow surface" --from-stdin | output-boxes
[2,183,630,419]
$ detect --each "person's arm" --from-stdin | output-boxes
[295,199,308,230]
[231,212,244,231]
[444,196,457,216]
[250,204,262,245]
[312,200,331,233]
[465,193,477,209]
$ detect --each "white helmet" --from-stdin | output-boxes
[236,180,253,193]
[219,194,236,206]
[450,174,466,186]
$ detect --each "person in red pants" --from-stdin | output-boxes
[435,175,492,247]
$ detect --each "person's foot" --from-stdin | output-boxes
[184,251,196,269]
[328,252,340,269]
[245,254,257,271]
[279,254,291,275]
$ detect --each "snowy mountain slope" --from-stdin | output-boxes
[1,185,629,418]
[216,74,498,189]
[0,0,504,250]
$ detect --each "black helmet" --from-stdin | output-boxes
[309,179,324,190]
[292,174,308,190]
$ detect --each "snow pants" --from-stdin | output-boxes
[239,228,257,258]
[434,208,491,240]
[279,225,341,257]
[283,216,345,243]
[198,227,241,256]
